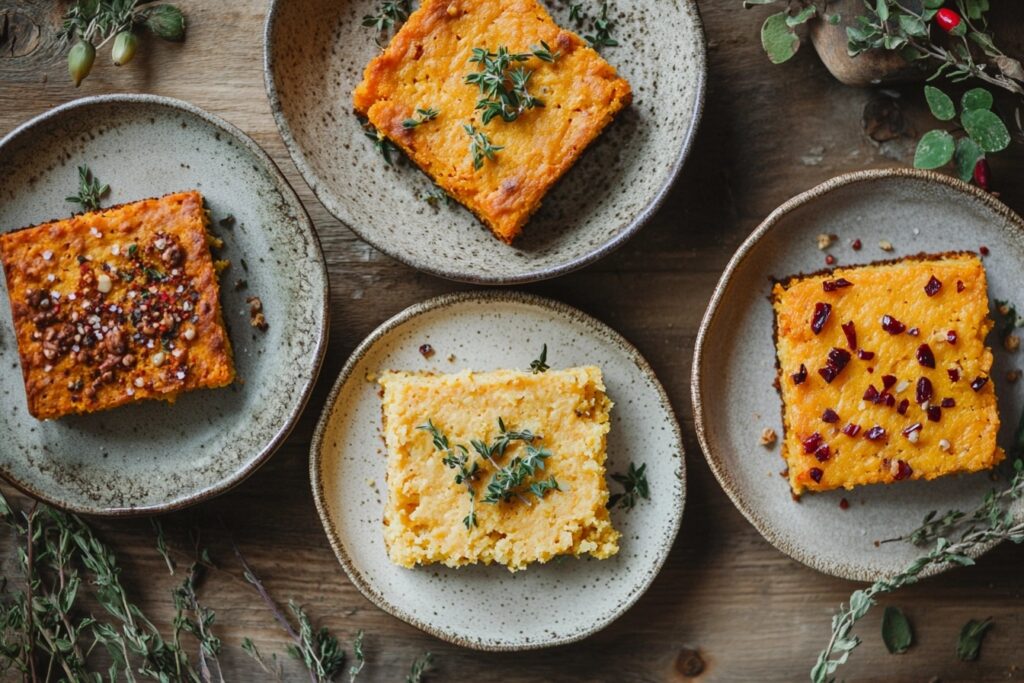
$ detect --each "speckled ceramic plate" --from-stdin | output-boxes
[263,0,705,284]
[0,95,329,515]
[311,291,684,649]
[693,168,1024,582]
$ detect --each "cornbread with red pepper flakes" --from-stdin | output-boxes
[352,0,632,244]
[378,367,620,571]
[0,191,235,420]
[772,252,1004,495]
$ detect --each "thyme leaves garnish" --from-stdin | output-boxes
[464,124,503,170]
[530,344,550,373]
[464,44,559,125]
[421,187,450,207]
[419,420,481,529]
[406,652,434,683]
[65,164,109,213]
[583,1,619,49]
[402,107,440,129]
[361,0,410,34]
[361,120,400,166]
[607,462,650,510]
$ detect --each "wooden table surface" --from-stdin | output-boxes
[2,1,1024,681]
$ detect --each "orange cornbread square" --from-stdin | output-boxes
[353,0,632,243]
[772,253,1004,495]
[0,191,235,420]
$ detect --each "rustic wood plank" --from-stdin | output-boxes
[2,0,1024,680]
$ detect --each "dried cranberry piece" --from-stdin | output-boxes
[791,364,808,385]
[901,422,922,437]
[916,377,934,404]
[916,344,936,368]
[881,375,897,390]
[814,444,831,462]
[839,498,850,510]
[947,330,957,344]
[825,254,836,265]
[957,280,965,293]
[865,425,886,441]
[881,314,906,334]
[841,423,861,437]
[822,408,840,424]
[893,460,913,480]
[863,384,880,402]
[809,467,824,483]
[924,276,942,296]
[802,432,823,454]
[828,348,851,369]
[885,393,896,407]
[852,239,862,250]
[811,302,832,334]
[927,406,942,422]
[822,278,854,292]
[947,368,960,382]
[980,245,990,256]
[857,350,875,360]
[841,321,857,350]
[897,399,909,415]
[971,376,989,392]
[941,397,955,408]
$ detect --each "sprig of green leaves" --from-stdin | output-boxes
[66,164,109,213]
[607,462,650,510]
[402,107,440,129]
[464,124,504,169]
[915,84,1009,180]
[530,344,550,373]
[362,0,410,34]
[464,44,559,125]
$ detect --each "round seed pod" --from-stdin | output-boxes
[112,31,139,66]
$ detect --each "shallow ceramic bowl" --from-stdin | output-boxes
[0,95,329,515]
[693,168,1024,582]
[311,291,684,649]
[263,0,705,284]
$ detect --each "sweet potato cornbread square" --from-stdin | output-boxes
[0,191,235,420]
[772,253,1003,495]
[379,367,620,571]
[353,0,632,243]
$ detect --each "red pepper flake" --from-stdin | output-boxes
[881,314,906,334]
[802,432,824,454]
[865,425,886,441]
[980,245,990,256]
[839,497,850,510]
[814,444,831,462]
[841,423,861,437]
[791,364,808,385]
[857,349,875,360]
[947,330,957,344]
[941,397,955,408]
[881,374,897,390]
[841,321,857,350]
[927,405,942,422]
[957,280,965,293]
[924,275,942,297]
[897,398,909,415]
[916,377,934,404]
[970,376,989,391]
[947,368,960,382]
[916,343,936,368]
[822,408,840,424]
[811,302,832,334]
[809,467,824,483]
[823,278,854,292]
[851,238,862,251]
[825,254,836,265]
[893,460,913,480]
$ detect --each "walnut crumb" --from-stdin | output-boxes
[246,296,268,332]
[447,353,456,363]
[816,233,835,250]
[1004,334,1020,352]
[878,240,894,252]
[759,427,777,446]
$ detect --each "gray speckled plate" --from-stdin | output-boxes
[263,0,705,284]
[0,95,329,515]
[311,291,684,649]
[693,168,1024,582]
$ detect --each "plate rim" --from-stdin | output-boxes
[0,93,331,517]
[309,290,686,650]
[691,167,1024,582]
[262,0,708,285]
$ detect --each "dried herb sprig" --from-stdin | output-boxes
[464,124,504,170]
[465,44,559,125]
[419,420,482,529]
[529,344,550,373]
[402,107,440,129]
[406,652,434,682]
[607,462,650,510]
[361,120,401,166]
[362,0,410,35]
[583,1,619,49]
[66,164,109,213]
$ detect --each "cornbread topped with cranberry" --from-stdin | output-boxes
[378,367,620,571]
[772,253,1004,495]
[0,191,235,420]
[353,0,632,244]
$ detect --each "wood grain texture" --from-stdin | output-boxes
[2,0,1024,680]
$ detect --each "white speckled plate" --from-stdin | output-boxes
[311,291,684,649]
[693,168,1024,582]
[263,0,706,284]
[0,95,329,515]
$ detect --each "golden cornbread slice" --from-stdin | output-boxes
[379,367,620,571]
[0,191,234,420]
[353,0,632,243]
[772,253,1004,495]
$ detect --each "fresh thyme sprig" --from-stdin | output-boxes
[419,420,482,529]
[530,344,550,373]
[362,0,410,35]
[607,462,650,510]
[464,124,504,169]
[465,44,559,125]
[66,164,109,213]
[406,652,434,683]
[583,1,619,49]
[402,107,440,129]
[479,440,554,504]
[361,120,401,166]
[421,187,450,207]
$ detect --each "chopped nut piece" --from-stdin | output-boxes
[246,296,269,332]
[878,240,894,252]
[759,427,777,446]
[1004,334,1020,352]
[817,233,836,250]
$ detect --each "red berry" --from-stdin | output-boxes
[851,239,862,251]
[974,159,991,190]
[935,8,962,33]
[825,254,836,265]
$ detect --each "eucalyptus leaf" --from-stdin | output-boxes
[969,31,998,55]
[954,137,984,182]
[961,88,994,112]
[898,14,927,38]
[956,618,993,661]
[882,607,913,654]
[761,12,799,64]
[961,108,1011,152]
[914,130,955,169]
[786,5,816,27]
[876,0,889,22]
[924,86,956,121]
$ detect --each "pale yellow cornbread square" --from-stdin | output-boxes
[378,367,620,571]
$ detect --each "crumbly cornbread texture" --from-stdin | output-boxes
[0,191,234,419]
[379,367,620,571]
[353,0,632,243]
[772,253,1003,494]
